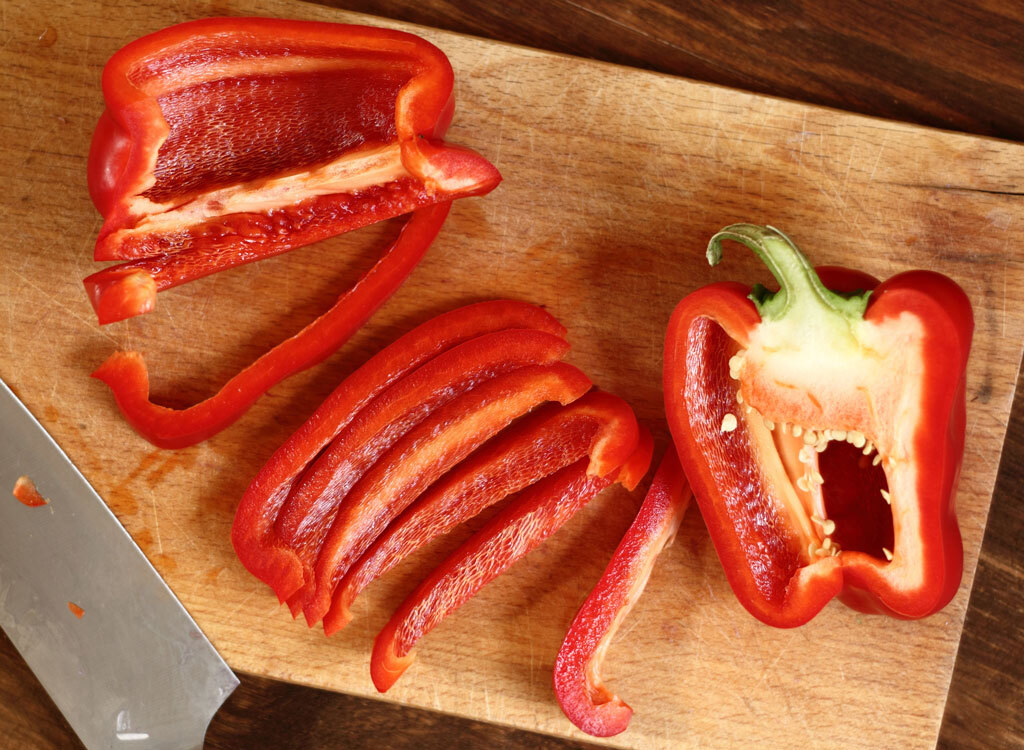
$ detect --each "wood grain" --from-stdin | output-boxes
[0,0,1022,747]
[334,0,1024,144]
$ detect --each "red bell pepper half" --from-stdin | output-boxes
[325,389,642,635]
[232,300,568,609]
[664,224,972,627]
[302,362,593,626]
[86,17,500,321]
[93,203,450,449]
[554,446,691,737]
[370,430,653,693]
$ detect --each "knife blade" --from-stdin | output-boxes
[0,379,238,750]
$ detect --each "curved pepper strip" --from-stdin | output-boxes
[303,362,593,626]
[370,430,653,692]
[232,300,566,602]
[272,327,572,612]
[325,390,641,635]
[93,204,450,449]
[87,17,500,320]
[664,224,971,627]
[554,446,691,737]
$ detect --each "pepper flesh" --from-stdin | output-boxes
[86,17,500,321]
[325,390,641,635]
[231,300,567,604]
[554,447,690,737]
[302,362,593,626]
[93,203,450,448]
[664,224,971,627]
[370,431,654,692]
[273,327,573,614]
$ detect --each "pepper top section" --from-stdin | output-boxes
[89,17,500,260]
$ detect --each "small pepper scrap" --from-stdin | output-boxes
[85,17,500,322]
[553,446,691,737]
[664,224,972,627]
[230,300,650,691]
[13,476,49,507]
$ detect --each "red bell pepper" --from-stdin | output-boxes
[272,327,573,614]
[370,431,653,692]
[325,389,641,635]
[302,362,593,626]
[664,224,972,627]
[93,203,450,448]
[86,17,500,321]
[554,446,690,737]
[232,300,567,605]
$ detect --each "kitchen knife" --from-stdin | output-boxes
[0,379,238,750]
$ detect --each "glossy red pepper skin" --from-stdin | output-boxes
[93,204,450,448]
[554,447,690,737]
[302,362,593,626]
[325,390,641,635]
[273,327,573,615]
[371,431,654,693]
[232,301,567,608]
[664,225,972,627]
[87,17,499,321]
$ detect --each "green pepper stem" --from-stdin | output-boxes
[706,224,870,322]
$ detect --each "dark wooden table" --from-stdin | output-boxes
[2,2,1021,748]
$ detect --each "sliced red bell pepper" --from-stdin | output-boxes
[324,389,641,635]
[93,203,450,448]
[302,362,594,626]
[370,430,653,692]
[664,224,972,627]
[232,299,567,604]
[554,446,690,737]
[86,17,500,321]
[271,327,573,612]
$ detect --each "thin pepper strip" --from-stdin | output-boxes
[87,17,500,320]
[554,446,690,737]
[93,204,450,449]
[324,390,641,635]
[370,430,653,692]
[232,300,566,602]
[664,224,971,627]
[302,363,593,626]
[272,327,573,612]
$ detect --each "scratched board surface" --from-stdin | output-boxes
[2,0,1023,747]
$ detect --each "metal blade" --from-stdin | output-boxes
[0,379,238,750]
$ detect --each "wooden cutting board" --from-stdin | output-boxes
[2,0,1022,747]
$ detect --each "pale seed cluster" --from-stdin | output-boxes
[720,349,895,564]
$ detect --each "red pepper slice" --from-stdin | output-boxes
[325,390,641,635]
[370,431,653,692]
[664,224,972,626]
[93,204,450,448]
[554,446,690,737]
[87,17,499,320]
[302,362,593,626]
[272,327,573,611]
[232,300,566,605]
